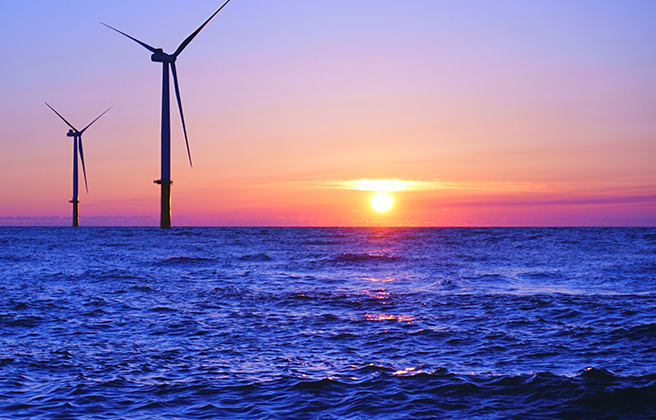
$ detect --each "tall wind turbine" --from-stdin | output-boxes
[103,0,233,229]
[45,103,111,227]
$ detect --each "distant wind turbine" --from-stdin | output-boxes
[45,102,111,227]
[102,0,233,229]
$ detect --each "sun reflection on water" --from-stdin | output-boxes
[363,288,392,301]
[363,313,416,323]
[363,276,396,283]
[392,366,432,376]
[393,366,417,376]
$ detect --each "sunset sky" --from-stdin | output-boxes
[1,0,654,226]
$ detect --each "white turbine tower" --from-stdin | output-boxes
[45,103,111,227]
[103,0,233,229]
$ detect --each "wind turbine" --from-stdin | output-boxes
[103,0,233,229]
[45,102,111,227]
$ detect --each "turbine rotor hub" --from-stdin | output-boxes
[151,50,176,63]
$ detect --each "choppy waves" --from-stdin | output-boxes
[2,364,654,419]
[0,227,655,418]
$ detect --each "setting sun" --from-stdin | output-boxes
[371,192,394,213]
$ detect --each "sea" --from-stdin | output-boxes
[0,227,655,419]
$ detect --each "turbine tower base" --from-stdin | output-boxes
[155,179,172,229]
[69,199,79,228]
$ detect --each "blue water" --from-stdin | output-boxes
[1,227,655,419]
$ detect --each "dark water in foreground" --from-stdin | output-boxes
[0,227,655,419]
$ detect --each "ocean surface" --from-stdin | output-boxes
[0,227,655,419]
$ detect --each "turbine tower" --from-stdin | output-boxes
[45,103,111,227]
[103,0,233,228]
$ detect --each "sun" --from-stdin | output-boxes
[371,192,394,213]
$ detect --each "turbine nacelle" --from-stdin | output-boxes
[151,49,176,63]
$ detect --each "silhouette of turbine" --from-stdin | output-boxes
[45,102,111,227]
[103,0,233,229]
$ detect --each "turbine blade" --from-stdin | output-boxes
[80,106,112,134]
[45,102,78,132]
[78,137,89,193]
[173,0,232,58]
[171,63,192,167]
[101,22,157,53]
